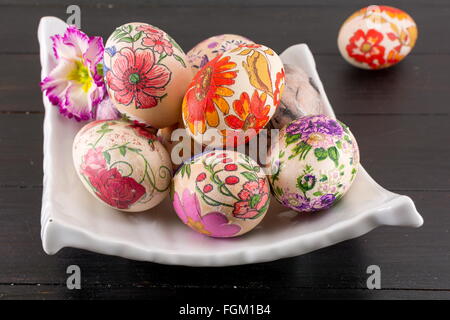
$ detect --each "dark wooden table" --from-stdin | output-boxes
[0,0,449,300]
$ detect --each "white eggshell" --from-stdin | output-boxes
[182,44,285,148]
[73,120,172,212]
[104,22,193,128]
[269,115,359,213]
[187,34,253,73]
[338,5,418,69]
[172,150,269,237]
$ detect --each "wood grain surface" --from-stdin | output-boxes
[0,0,449,300]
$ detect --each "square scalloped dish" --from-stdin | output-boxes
[39,17,423,266]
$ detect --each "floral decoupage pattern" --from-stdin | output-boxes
[73,120,172,212]
[269,115,359,213]
[172,150,269,237]
[338,5,418,69]
[187,34,253,72]
[104,23,192,128]
[182,43,285,148]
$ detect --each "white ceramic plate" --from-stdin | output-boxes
[39,17,423,266]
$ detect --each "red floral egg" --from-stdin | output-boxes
[73,120,172,212]
[172,150,269,237]
[104,23,193,128]
[338,5,418,69]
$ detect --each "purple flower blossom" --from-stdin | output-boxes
[281,193,311,212]
[310,193,336,211]
[40,26,105,121]
[281,192,336,213]
[286,115,344,140]
[95,96,121,120]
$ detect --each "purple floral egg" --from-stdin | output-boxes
[172,150,269,237]
[268,115,360,213]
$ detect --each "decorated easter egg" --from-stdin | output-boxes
[187,34,253,73]
[268,115,359,213]
[172,150,269,237]
[338,5,418,69]
[269,64,324,129]
[182,44,285,148]
[73,120,172,212]
[104,22,192,128]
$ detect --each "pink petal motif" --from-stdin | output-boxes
[51,34,78,60]
[244,181,260,194]
[202,212,241,237]
[142,37,157,47]
[255,193,269,211]
[62,26,90,58]
[112,48,133,76]
[234,209,259,219]
[237,189,251,201]
[182,188,202,222]
[84,36,104,66]
[106,47,171,109]
[136,90,158,109]
[142,64,171,89]
[172,192,187,224]
[106,70,127,92]
[114,86,135,106]
[95,97,121,120]
[135,49,156,74]
[64,83,94,120]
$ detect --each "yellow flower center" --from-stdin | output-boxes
[361,42,372,53]
[67,60,93,93]
[186,217,211,235]
[307,133,325,144]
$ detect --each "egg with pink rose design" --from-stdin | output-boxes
[268,115,359,213]
[104,22,192,128]
[187,34,254,73]
[172,150,269,237]
[72,120,172,212]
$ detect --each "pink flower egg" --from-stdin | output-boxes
[73,120,172,212]
[172,150,269,237]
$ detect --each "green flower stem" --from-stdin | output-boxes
[204,160,239,201]
[92,131,107,148]
[195,185,233,208]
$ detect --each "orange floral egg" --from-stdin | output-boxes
[338,5,418,69]
[104,23,193,128]
[182,44,285,148]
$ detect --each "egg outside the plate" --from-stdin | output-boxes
[73,120,172,212]
[268,115,359,213]
[104,22,192,128]
[172,150,269,237]
[187,34,253,73]
[338,5,418,70]
[182,44,285,148]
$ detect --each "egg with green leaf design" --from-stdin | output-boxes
[268,115,359,213]
[104,23,192,128]
[73,120,172,212]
